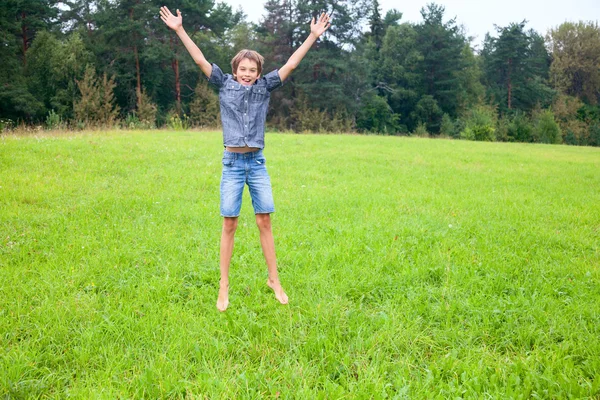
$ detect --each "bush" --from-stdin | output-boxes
[123,113,151,130]
[74,65,120,127]
[0,118,15,132]
[439,113,457,137]
[355,94,400,134]
[411,95,443,134]
[329,106,354,133]
[45,110,64,130]
[189,80,220,128]
[136,89,157,128]
[495,115,510,142]
[532,110,561,144]
[589,123,600,147]
[291,95,354,133]
[412,122,429,137]
[507,111,533,142]
[562,119,588,145]
[166,110,190,130]
[460,104,497,141]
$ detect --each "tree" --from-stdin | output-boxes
[482,22,554,113]
[74,65,120,126]
[189,78,219,128]
[368,0,384,50]
[414,3,467,121]
[0,0,59,121]
[548,21,600,105]
[378,23,422,131]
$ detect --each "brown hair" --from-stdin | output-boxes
[231,49,264,76]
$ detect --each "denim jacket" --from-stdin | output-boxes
[207,63,283,149]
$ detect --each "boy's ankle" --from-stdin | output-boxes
[219,280,229,288]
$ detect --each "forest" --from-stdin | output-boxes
[1,0,600,146]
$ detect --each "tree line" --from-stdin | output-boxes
[1,0,599,146]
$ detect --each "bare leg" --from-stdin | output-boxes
[255,213,288,305]
[217,217,238,311]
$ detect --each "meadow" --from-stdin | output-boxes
[1,130,599,399]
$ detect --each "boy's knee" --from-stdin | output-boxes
[223,217,238,234]
[255,213,271,231]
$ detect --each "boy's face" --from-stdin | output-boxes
[235,58,260,86]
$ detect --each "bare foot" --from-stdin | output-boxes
[216,282,229,312]
[267,279,289,305]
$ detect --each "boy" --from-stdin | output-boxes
[160,6,330,311]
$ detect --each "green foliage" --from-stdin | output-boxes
[45,110,64,130]
[439,113,456,137]
[329,106,354,133]
[166,111,190,130]
[455,45,485,114]
[136,89,157,128]
[291,99,332,133]
[356,94,400,134]
[548,21,600,105]
[0,81,45,121]
[507,111,533,142]
[482,22,554,113]
[0,119,15,132]
[25,31,59,118]
[189,79,220,128]
[291,95,354,133]
[588,122,600,147]
[532,110,562,144]
[460,104,497,141]
[0,0,599,146]
[411,95,443,133]
[412,121,429,136]
[414,4,467,118]
[74,65,120,127]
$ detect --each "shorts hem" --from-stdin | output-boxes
[254,210,275,215]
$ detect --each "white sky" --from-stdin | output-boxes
[221,0,600,48]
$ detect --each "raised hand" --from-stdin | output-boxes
[160,6,182,31]
[311,12,331,38]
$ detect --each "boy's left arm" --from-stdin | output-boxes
[278,13,331,82]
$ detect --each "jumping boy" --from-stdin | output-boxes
[159,6,331,311]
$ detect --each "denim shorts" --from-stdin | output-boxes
[220,149,275,217]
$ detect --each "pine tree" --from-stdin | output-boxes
[482,22,554,113]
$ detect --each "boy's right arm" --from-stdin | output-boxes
[160,6,212,78]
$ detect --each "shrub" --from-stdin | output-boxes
[189,79,220,128]
[136,89,157,128]
[460,104,497,141]
[45,110,64,130]
[532,110,561,144]
[355,94,400,134]
[439,113,456,137]
[507,111,533,142]
[74,65,119,127]
[589,122,600,147]
[412,122,429,137]
[495,115,509,142]
[329,105,354,133]
[411,95,443,134]
[1,118,15,132]
[166,110,190,130]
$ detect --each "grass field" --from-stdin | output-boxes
[1,130,599,398]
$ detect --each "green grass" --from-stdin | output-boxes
[1,130,599,398]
